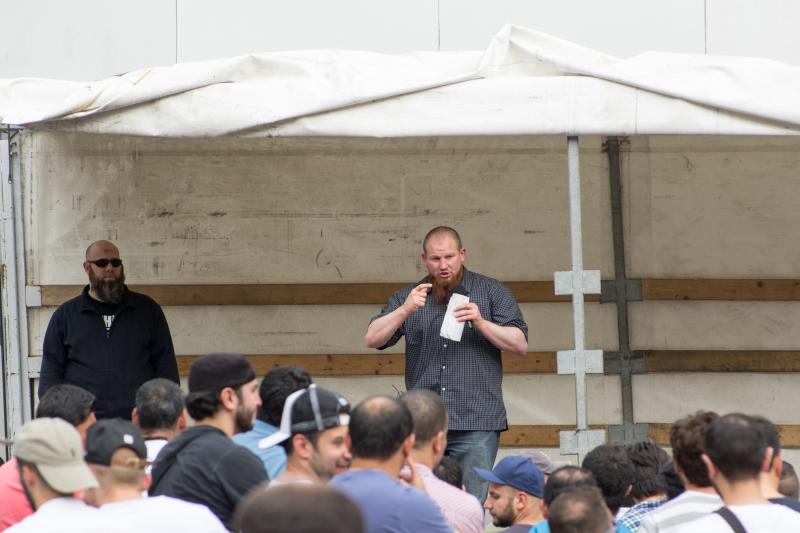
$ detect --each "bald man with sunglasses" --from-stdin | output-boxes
[40,240,179,420]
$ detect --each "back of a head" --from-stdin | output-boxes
[548,486,612,533]
[349,396,413,461]
[626,441,671,500]
[399,390,447,448]
[234,484,363,533]
[670,411,718,487]
[659,462,685,500]
[705,413,771,482]
[433,455,463,488]
[779,461,800,499]
[544,466,598,507]
[135,378,185,432]
[581,444,635,514]
[258,365,312,426]
[36,384,96,426]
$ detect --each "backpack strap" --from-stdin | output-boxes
[715,507,747,533]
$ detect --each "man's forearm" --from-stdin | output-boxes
[474,321,528,355]
[365,307,411,348]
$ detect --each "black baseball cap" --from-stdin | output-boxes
[85,418,147,466]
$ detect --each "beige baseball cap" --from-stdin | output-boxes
[13,418,98,493]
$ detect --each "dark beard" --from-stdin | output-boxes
[429,268,463,305]
[234,405,255,434]
[89,268,126,304]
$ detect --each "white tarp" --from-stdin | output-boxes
[1,25,800,137]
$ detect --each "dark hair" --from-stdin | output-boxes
[670,411,718,487]
[258,366,312,426]
[780,461,800,499]
[400,390,447,447]
[659,462,685,500]
[548,485,612,533]
[705,413,771,482]
[626,442,671,500]
[750,415,781,465]
[348,396,413,461]
[36,384,95,426]
[233,484,363,533]
[279,432,319,456]
[544,466,598,507]
[433,456,463,488]
[422,226,462,253]
[135,378,184,431]
[581,444,635,514]
[185,387,244,421]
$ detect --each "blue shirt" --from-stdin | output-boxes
[530,519,633,533]
[232,420,286,479]
[330,469,452,533]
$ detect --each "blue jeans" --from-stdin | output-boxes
[445,430,500,504]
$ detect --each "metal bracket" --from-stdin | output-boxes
[600,279,642,303]
[560,428,607,456]
[558,350,604,375]
[603,351,646,375]
[555,270,602,295]
[25,286,42,308]
[607,423,650,445]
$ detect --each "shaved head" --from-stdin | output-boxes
[85,240,119,261]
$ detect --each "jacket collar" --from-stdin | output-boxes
[78,284,133,312]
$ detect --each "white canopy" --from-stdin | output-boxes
[1,25,799,137]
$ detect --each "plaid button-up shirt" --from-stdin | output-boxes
[373,268,528,431]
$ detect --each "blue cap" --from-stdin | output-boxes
[474,455,545,498]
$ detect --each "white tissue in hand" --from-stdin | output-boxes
[440,293,470,342]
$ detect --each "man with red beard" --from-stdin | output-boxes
[149,353,268,530]
[39,240,179,420]
[365,226,528,503]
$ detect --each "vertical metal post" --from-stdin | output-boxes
[556,137,605,463]
[567,138,589,432]
[0,131,31,451]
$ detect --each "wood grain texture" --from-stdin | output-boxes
[176,352,558,376]
[642,279,800,301]
[644,350,800,372]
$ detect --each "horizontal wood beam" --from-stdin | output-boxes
[36,282,592,307]
[176,352,558,377]
[643,350,800,373]
[642,279,800,301]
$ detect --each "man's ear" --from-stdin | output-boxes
[177,408,188,431]
[401,434,415,458]
[142,472,152,493]
[83,262,91,275]
[219,387,238,411]
[131,408,139,427]
[292,434,313,460]
[515,490,528,511]
[432,430,445,456]
[701,453,718,482]
[762,447,776,474]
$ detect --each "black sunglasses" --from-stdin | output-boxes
[87,258,123,268]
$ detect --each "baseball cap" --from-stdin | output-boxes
[519,450,570,475]
[85,419,147,466]
[475,455,545,498]
[259,384,350,449]
[189,353,256,393]
[13,418,98,493]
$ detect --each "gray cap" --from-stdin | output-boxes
[518,450,570,475]
[14,418,98,493]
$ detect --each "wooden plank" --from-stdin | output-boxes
[38,281,591,307]
[642,279,800,301]
[649,423,800,448]
[501,425,607,447]
[644,350,800,373]
[176,351,558,377]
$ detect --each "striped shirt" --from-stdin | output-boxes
[639,490,722,533]
[373,268,528,431]
[415,463,485,533]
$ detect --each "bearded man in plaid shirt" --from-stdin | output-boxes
[365,226,528,503]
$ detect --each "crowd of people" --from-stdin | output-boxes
[2,353,800,533]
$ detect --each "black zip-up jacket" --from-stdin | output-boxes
[39,285,179,419]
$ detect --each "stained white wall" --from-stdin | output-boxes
[3,1,800,80]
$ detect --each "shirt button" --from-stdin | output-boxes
[443,344,447,348]
[442,365,446,370]
[441,387,446,392]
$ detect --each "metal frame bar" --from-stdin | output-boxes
[0,130,31,451]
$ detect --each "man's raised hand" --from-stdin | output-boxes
[403,283,432,313]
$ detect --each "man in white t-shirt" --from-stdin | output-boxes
[7,418,131,533]
[83,418,227,533]
[675,413,800,533]
[131,378,187,473]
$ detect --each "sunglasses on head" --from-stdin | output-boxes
[87,258,123,268]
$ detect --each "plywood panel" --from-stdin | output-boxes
[630,301,800,350]
[626,136,800,278]
[642,279,800,301]
[632,373,800,424]
[644,351,800,373]
[22,133,613,285]
[28,302,618,356]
